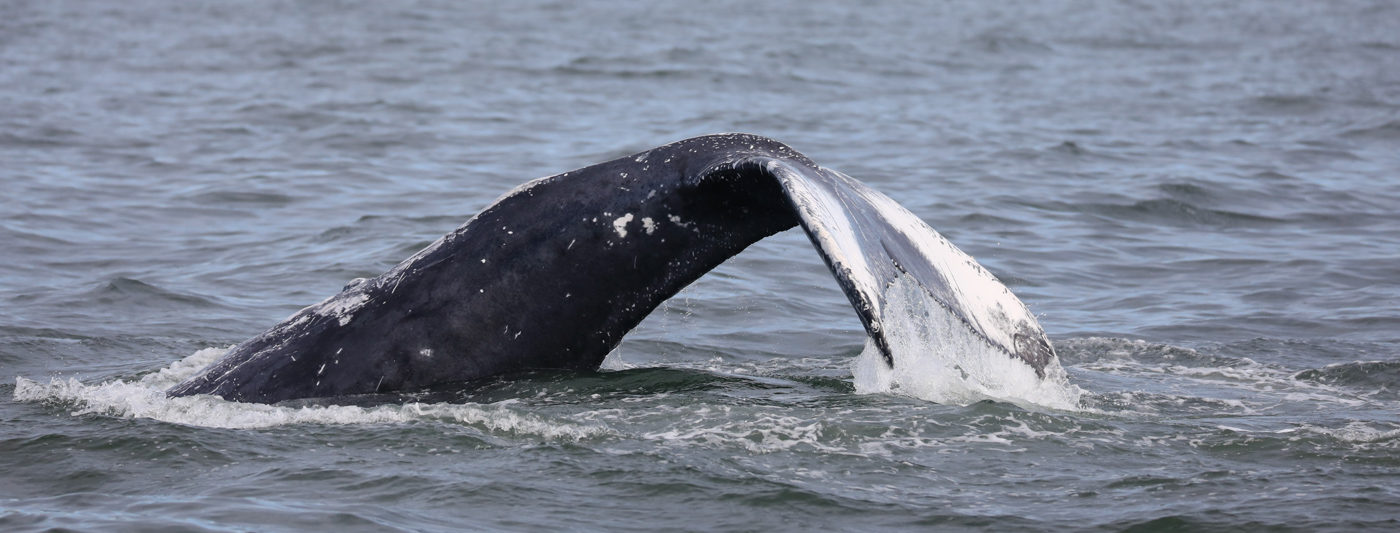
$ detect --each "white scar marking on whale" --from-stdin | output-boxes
[613,213,634,238]
[309,292,369,327]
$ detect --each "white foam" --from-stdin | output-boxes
[1063,338,1379,413]
[851,274,1082,410]
[641,410,843,453]
[13,349,609,440]
[1281,422,1400,444]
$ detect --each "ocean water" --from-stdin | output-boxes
[4,0,1400,531]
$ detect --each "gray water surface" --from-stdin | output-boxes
[4,1,1400,531]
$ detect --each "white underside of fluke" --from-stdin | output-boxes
[852,274,1081,409]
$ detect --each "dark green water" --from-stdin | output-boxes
[4,1,1399,531]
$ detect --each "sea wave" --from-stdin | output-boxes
[13,348,611,441]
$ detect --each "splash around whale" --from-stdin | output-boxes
[168,134,1071,405]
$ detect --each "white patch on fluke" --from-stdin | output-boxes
[770,161,1061,405]
[667,214,694,230]
[641,217,656,235]
[857,181,1034,353]
[851,274,1081,410]
[612,213,634,238]
[768,162,882,320]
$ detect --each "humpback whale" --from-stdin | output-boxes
[169,134,1055,403]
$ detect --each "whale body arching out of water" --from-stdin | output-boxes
[168,134,1056,403]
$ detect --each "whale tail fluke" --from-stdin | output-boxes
[169,134,1057,403]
